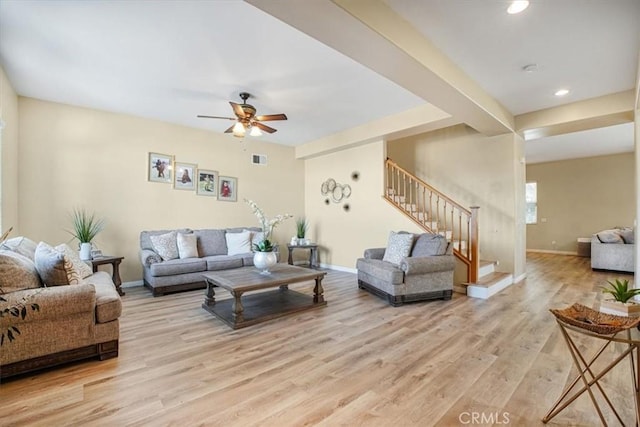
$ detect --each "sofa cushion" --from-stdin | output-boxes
[149,257,207,277]
[140,229,192,251]
[34,242,84,286]
[597,230,624,244]
[203,255,244,271]
[619,228,635,244]
[226,230,252,255]
[87,271,122,323]
[383,231,414,265]
[150,231,180,261]
[1,236,38,261]
[177,232,199,259]
[411,233,449,257]
[195,229,227,256]
[0,250,42,292]
[57,243,94,279]
[356,258,404,285]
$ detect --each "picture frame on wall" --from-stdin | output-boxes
[148,152,174,184]
[196,169,219,197]
[174,162,197,191]
[218,176,237,202]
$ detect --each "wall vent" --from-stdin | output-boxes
[252,154,267,165]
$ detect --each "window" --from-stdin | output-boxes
[525,182,537,224]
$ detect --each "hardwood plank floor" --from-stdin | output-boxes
[0,254,637,426]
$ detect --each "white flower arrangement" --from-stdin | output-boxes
[245,199,293,251]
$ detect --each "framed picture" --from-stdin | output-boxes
[148,152,174,183]
[196,169,219,197]
[174,162,197,191]
[218,176,237,202]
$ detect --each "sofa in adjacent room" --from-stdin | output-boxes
[0,236,121,379]
[591,227,635,273]
[356,232,455,306]
[140,227,276,296]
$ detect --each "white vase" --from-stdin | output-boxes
[253,251,277,274]
[79,242,92,261]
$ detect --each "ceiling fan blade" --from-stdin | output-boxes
[224,124,235,133]
[254,113,287,122]
[197,115,236,120]
[254,121,277,134]
[230,102,246,118]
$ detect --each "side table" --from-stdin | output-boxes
[287,244,319,269]
[91,256,125,296]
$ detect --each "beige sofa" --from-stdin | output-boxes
[0,237,121,379]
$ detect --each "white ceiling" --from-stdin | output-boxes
[0,0,638,162]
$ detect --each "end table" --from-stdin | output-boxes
[287,244,319,269]
[91,256,125,296]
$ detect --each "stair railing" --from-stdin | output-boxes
[384,158,479,283]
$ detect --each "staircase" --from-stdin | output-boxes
[384,158,512,299]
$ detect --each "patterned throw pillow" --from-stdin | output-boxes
[56,243,94,279]
[0,249,43,291]
[150,231,179,261]
[226,231,252,256]
[34,242,75,286]
[382,231,414,265]
[0,236,38,261]
[177,232,199,259]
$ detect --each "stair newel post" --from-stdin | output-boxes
[469,206,480,283]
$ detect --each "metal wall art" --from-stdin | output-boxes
[321,178,352,211]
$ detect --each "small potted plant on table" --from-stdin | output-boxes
[296,217,308,245]
[599,278,640,317]
[69,208,105,261]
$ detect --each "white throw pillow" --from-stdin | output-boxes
[244,229,265,249]
[226,231,252,256]
[382,231,414,266]
[150,231,179,261]
[56,243,94,279]
[177,232,199,259]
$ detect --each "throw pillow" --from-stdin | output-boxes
[0,236,38,261]
[34,242,74,286]
[0,250,42,292]
[150,231,179,261]
[411,233,448,257]
[177,232,199,259]
[382,231,414,265]
[618,228,635,244]
[56,243,94,279]
[596,230,623,244]
[226,230,252,256]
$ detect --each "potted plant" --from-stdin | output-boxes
[296,217,308,245]
[245,199,292,274]
[600,278,640,317]
[68,208,105,260]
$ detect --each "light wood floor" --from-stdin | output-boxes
[1,253,637,426]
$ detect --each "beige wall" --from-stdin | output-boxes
[17,98,304,281]
[526,153,635,252]
[388,124,526,278]
[0,66,19,235]
[304,140,423,270]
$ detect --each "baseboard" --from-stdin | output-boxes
[513,272,527,284]
[526,249,578,256]
[319,263,357,274]
[122,280,143,288]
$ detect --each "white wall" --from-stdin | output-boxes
[0,66,19,235]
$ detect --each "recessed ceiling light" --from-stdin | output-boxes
[507,1,530,14]
[554,89,570,97]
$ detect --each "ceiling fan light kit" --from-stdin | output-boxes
[198,92,287,138]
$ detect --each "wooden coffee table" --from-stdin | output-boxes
[201,264,327,329]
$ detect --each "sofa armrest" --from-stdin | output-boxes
[0,284,96,328]
[140,249,162,267]
[400,255,455,275]
[364,248,385,260]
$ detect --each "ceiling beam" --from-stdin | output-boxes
[246,0,514,137]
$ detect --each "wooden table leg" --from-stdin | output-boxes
[232,291,244,322]
[313,275,324,303]
[204,281,216,307]
[288,248,294,265]
[310,247,318,268]
[112,258,124,296]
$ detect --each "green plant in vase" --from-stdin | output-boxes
[600,278,640,317]
[68,208,105,260]
[602,279,640,303]
[245,199,292,274]
[296,217,308,241]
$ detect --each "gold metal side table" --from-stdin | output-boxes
[543,303,640,425]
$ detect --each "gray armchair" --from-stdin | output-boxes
[356,233,454,306]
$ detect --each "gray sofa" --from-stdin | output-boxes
[140,227,276,296]
[356,233,455,306]
[591,228,635,273]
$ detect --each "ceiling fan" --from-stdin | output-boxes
[197,92,287,137]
